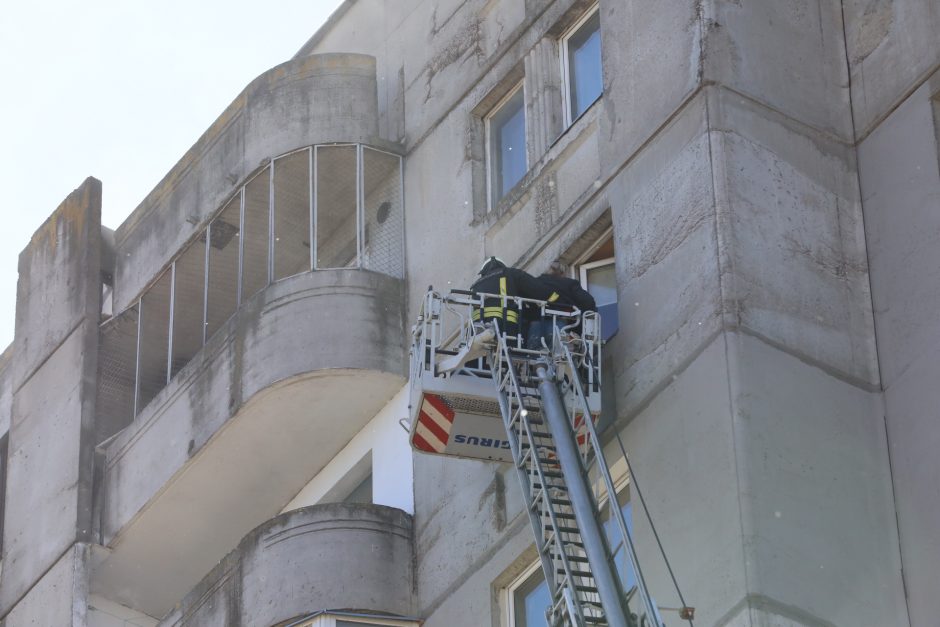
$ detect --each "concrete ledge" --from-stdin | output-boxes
[158,504,414,627]
[114,53,380,311]
[93,269,405,617]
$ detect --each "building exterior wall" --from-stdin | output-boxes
[0,1,938,626]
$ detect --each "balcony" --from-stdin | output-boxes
[92,269,405,618]
[156,504,414,627]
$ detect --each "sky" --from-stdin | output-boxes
[0,0,345,351]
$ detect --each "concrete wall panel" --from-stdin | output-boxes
[1,179,101,619]
[5,544,88,627]
[4,330,86,610]
[858,76,940,627]
[609,96,721,417]
[706,0,852,139]
[114,54,379,312]
[598,0,701,175]
[844,0,940,137]
[13,179,101,390]
[727,332,907,627]
[858,79,940,386]
[616,336,744,627]
[712,89,878,386]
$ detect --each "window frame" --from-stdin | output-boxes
[560,3,603,128]
[286,612,418,627]
[576,228,618,341]
[485,81,528,211]
[504,559,549,627]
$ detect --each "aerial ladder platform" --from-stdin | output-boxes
[406,288,694,627]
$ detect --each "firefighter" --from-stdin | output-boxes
[527,261,597,349]
[470,256,554,340]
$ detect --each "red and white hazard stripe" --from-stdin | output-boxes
[412,394,455,454]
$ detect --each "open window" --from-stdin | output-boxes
[577,232,618,341]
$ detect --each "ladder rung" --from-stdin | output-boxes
[575,584,599,593]
[557,568,594,578]
[546,524,580,534]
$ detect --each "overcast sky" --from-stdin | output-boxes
[0,0,345,351]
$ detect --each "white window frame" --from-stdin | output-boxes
[576,226,615,289]
[504,559,547,627]
[290,612,418,627]
[485,81,527,211]
[560,3,602,128]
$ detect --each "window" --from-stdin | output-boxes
[578,233,617,341]
[507,561,552,627]
[487,83,527,207]
[284,612,417,627]
[562,6,602,126]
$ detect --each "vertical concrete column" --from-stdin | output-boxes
[596,1,909,625]
[524,37,563,162]
[0,178,102,622]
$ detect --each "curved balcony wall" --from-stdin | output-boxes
[113,53,383,313]
[157,504,414,627]
[92,269,406,618]
[97,140,403,439]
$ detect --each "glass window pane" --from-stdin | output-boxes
[362,148,403,278]
[568,11,603,120]
[586,263,618,340]
[316,145,358,269]
[273,150,311,280]
[137,270,172,411]
[491,87,526,204]
[242,168,270,302]
[171,241,206,378]
[514,568,551,627]
[206,194,240,339]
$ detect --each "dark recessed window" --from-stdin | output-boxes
[487,84,527,207]
[563,8,603,125]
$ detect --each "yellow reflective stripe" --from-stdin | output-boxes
[548,292,560,302]
[477,307,518,323]
[499,277,507,311]
[471,310,480,320]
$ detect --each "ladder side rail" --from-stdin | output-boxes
[557,327,662,627]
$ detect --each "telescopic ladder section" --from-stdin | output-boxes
[491,323,658,627]
[407,290,678,627]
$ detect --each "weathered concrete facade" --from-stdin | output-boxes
[1,1,937,626]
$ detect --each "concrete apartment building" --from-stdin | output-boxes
[0,0,937,625]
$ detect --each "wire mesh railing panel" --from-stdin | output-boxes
[171,240,205,378]
[273,149,311,280]
[316,145,358,269]
[242,167,270,303]
[96,305,139,443]
[362,147,404,279]
[206,194,240,339]
[137,270,172,412]
[112,142,405,423]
